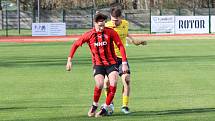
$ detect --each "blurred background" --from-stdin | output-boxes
[0,0,215,36]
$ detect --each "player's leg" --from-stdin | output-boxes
[103,75,110,97]
[96,65,118,117]
[103,75,115,114]
[117,58,131,114]
[121,73,131,114]
[106,70,118,105]
[88,66,105,117]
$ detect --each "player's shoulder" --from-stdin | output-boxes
[80,29,95,39]
[106,20,112,25]
[121,19,129,25]
[104,27,117,35]
[105,21,114,27]
[83,29,94,35]
[104,27,115,32]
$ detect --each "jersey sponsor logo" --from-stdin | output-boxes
[94,41,107,47]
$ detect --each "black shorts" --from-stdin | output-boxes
[117,57,131,76]
[93,64,119,77]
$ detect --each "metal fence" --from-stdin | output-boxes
[0,7,215,36]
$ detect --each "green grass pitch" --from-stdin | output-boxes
[0,38,215,121]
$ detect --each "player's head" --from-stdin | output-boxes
[110,7,122,27]
[94,12,108,32]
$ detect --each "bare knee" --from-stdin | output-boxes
[108,71,118,87]
[122,74,130,86]
[95,74,104,89]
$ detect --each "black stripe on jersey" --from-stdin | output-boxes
[88,39,96,64]
[95,33,104,65]
[102,32,111,65]
[110,38,117,62]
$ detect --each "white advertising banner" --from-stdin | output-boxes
[175,16,209,34]
[32,23,66,36]
[211,16,215,32]
[151,16,175,34]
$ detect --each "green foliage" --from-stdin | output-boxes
[3,0,214,11]
[0,38,215,121]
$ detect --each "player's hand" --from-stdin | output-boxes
[122,62,128,74]
[133,40,147,46]
[66,57,72,71]
[66,61,72,71]
[133,42,140,46]
[141,41,147,45]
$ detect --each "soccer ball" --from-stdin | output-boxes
[100,103,114,116]
[107,103,114,115]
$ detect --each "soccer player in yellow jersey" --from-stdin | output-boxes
[104,7,146,114]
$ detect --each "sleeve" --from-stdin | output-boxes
[124,20,129,36]
[68,32,89,59]
[125,21,129,35]
[111,30,127,62]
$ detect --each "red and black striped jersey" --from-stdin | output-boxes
[69,27,127,66]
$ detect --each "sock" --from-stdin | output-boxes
[93,86,102,104]
[106,86,116,105]
[93,102,98,107]
[122,96,129,107]
[104,88,108,98]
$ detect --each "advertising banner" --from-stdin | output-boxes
[211,16,215,32]
[175,16,209,34]
[32,23,66,36]
[151,16,175,34]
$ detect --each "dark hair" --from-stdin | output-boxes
[94,13,108,22]
[110,7,122,17]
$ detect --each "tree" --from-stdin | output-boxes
[132,0,137,9]
[3,0,213,11]
[0,0,2,10]
[150,0,154,7]
[212,0,215,7]
[144,0,148,9]
[20,0,30,10]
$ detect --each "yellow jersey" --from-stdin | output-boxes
[106,20,129,58]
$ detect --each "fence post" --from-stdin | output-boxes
[159,7,162,15]
[208,0,211,34]
[150,8,151,34]
[91,9,94,27]
[32,5,36,23]
[1,9,3,29]
[62,9,65,23]
[5,4,8,36]
[178,7,181,15]
[17,0,20,34]
[124,11,127,20]
[37,0,40,23]
[193,7,195,16]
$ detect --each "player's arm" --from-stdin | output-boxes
[66,34,88,71]
[66,42,79,71]
[127,34,147,46]
[112,30,128,73]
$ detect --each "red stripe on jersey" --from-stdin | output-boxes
[102,32,111,65]
[69,27,127,66]
[95,33,105,65]
[109,38,117,62]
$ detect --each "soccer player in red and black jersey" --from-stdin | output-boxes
[66,13,128,117]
